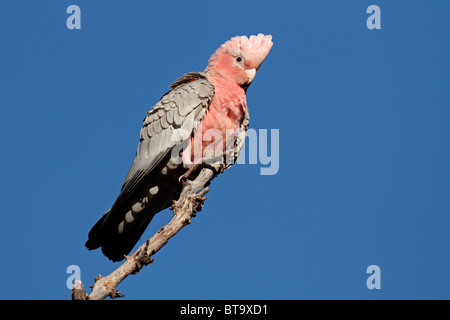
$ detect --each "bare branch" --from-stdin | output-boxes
[78,162,223,300]
[71,280,88,300]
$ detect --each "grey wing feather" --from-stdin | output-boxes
[117,77,214,207]
[85,73,215,259]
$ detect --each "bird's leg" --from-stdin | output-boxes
[178,151,230,183]
[179,162,204,183]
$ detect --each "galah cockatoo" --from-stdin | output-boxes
[85,34,273,261]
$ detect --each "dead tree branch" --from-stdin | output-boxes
[73,162,223,300]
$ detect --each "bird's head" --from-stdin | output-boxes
[206,34,273,89]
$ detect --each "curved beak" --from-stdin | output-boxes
[245,68,257,84]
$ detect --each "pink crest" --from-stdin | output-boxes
[210,33,273,68]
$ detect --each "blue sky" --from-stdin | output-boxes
[0,1,449,299]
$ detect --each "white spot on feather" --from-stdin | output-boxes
[132,202,145,213]
[150,186,159,195]
[118,221,125,234]
[125,210,134,223]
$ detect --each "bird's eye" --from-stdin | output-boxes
[236,57,243,62]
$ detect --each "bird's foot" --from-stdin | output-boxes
[178,151,230,183]
[179,162,203,183]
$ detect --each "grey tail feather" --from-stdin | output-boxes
[85,208,155,262]
[100,216,154,262]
